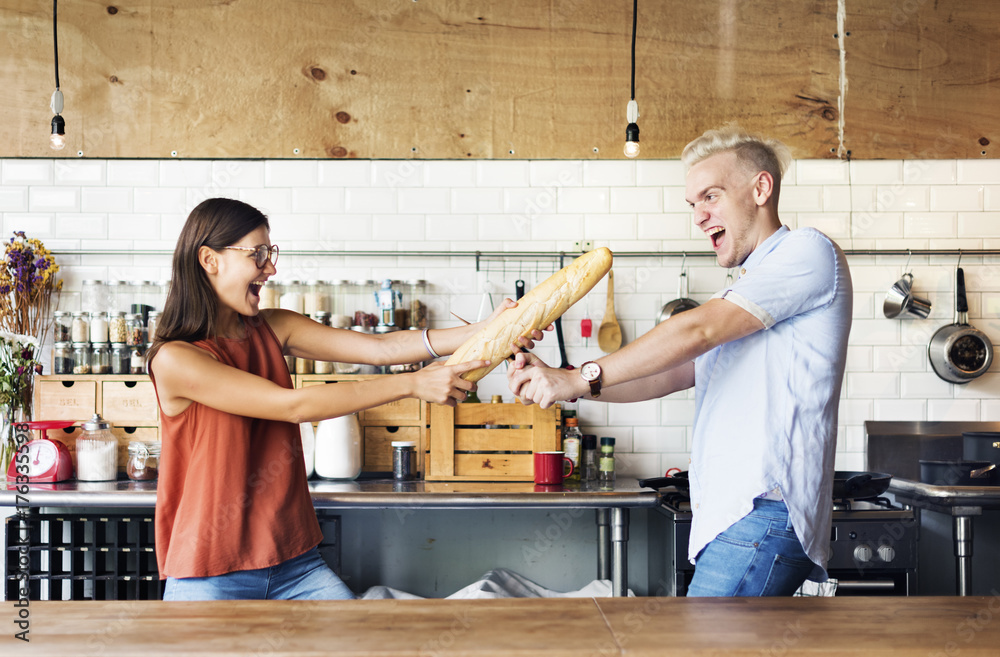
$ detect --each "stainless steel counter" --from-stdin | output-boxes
[1,477,657,597]
[889,477,1000,596]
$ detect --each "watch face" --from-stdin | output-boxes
[581,362,601,381]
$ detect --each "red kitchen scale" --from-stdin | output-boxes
[6,420,76,483]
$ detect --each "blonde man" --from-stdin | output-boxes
[509,126,853,596]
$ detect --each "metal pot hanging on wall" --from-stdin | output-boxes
[927,267,993,384]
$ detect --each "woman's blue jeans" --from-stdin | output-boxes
[163,547,355,600]
[687,498,815,597]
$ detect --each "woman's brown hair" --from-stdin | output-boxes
[145,198,270,365]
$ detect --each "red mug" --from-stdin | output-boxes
[534,451,574,485]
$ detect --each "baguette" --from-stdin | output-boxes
[447,247,613,381]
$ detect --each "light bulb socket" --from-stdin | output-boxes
[625,122,640,143]
[51,114,65,135]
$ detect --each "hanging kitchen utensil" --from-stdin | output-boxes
[597,269,622,353]
[657,260,699,324]
[883,272,932,319]
[927,267,993,383]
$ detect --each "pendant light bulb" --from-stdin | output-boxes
[624,99,640,158]
[49,89,66,150]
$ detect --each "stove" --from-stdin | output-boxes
[649,488,918,596]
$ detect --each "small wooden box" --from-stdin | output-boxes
[426,403,561,481]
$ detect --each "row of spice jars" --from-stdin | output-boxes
[259,279,428,330]
[53,342,146,375]
[55,311,159,346]
[81,279,166,316]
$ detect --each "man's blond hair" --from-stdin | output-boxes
[681,125,793,204]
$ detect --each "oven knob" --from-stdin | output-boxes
[853,545,873,563]
[878,545,896,563]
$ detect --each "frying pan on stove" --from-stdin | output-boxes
[640,471,892,501]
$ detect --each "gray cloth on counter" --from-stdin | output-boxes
[360,567,633,599]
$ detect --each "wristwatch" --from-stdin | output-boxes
[580,361,603,398]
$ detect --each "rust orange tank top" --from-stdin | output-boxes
[151,317,321,578]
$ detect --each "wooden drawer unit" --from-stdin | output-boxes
[36,378,98,420]
[102,380,159,425]
[296,374,428,474]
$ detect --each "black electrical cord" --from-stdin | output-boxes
[630,0,637,100]
[53,0,60,90]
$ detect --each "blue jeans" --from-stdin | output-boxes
[163,547,355,601]
[687,498,815,597]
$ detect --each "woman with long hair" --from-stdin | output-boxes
[148,198,534,600]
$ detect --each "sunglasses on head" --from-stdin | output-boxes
[223,244,279,269]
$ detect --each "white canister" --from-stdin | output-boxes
[299,421,316,479]
[314,414,362,480]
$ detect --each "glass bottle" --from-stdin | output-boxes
[598,437,616,488]
[126,441,160,481]
[53,311,72,343]
[90,342,111,374]
[562,417,582,482]
[581,434,598,482]
[71,311,90,343]
[89,311,109,344]
[125,313,144,347]
[110,343,130,375]
[108,311,127,344]
[53,341,73,374]
[72,342,91,374]
[75,414,117,482]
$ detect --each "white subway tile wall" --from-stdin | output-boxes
[3,157,999,476]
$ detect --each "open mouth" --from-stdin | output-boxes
[249,280,265,299]
[707,226,725,250]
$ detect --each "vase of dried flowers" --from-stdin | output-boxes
[0,232,61,477]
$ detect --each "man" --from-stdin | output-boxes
[508,126,853,596]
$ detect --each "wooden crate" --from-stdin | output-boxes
[426,403,561,481]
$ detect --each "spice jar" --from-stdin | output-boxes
[72,342,91,374]
[598,437,616,488]
[581,434,598,482]
[392,441,417,481]
[304,280,329,317]
[126,441,160,481]
[146,311,161,344]
[89,311,109,344]
[76,414,117,481]
[129,346,145,375]
[125,313,144,346]
[280,280,305,314]
[107,280,129,314]
[71,312,90,343]
[108,311,127,343]
[53,341,73,374]
[90,342,111,374]
[82,279,109,314]
[110,343,129,374]
[259,281,280,309]
[54,311,72,343]
[405,279,428,329]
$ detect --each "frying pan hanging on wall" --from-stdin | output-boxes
[928,267,993,383]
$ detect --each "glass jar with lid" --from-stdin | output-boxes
[71,311,90,343]
[82,280,108,314]
[107,280,129,314]
[131,280,155,324]
[259,281,281,309]
[124,313,144,346]
[405,279,428,329]
[53,341,73,374]
[75,413,117,481]
[129,346,145,375]
[53,310,72,343]
[72,342,91,374]
[304,280,330,318]
[90,342,111,374]
[146,311,161,345]
[353,280,378,328]
[329,280,353,328]
[110,343,129,375]
[89,311,109,344]
[280,280,305,314]
[108,311,127,344]
[126,441,160,481]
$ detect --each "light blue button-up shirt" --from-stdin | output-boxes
[689,226,853,581]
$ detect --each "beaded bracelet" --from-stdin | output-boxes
[422,328,440,359]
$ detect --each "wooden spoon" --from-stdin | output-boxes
[597,270,622,353]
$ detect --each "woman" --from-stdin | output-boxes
[147,198,535,601]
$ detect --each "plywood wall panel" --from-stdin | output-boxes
[1,0,989,160]
[843,0,999,159]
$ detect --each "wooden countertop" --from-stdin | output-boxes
[6,596,999,656]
